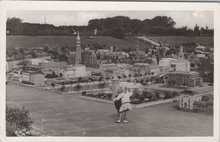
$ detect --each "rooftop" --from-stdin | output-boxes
[134,63,149,66]
[167,71,199,75]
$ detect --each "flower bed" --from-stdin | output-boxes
[81,91,112,100]
[80,90,178,105]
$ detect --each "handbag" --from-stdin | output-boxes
[114,97,122,112]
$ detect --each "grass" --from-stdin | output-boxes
[6,82,213,136]
[149,36,213,46]
[7,35,213,51]
[6,35,150,51]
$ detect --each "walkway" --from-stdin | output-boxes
[136,36,161,46]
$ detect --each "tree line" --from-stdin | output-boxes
[7,16,213,37]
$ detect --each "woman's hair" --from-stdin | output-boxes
[117,87,123,93]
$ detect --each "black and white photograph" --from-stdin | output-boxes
[0,1,219,142]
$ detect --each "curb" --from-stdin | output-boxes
[79,95,176,108]
[8,81,68,95]
[79,95,113,104]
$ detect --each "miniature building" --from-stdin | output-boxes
[159,46,190,72]
[132,63,151,76]
[149,65,160,75]
[159,58,176,72]
[193,94,213,113]
[61,65,91,78]
[165,71,202,87]
[170,60,190,72]
[179,90,213,112]
[21,71,45,86]
[40,61,67,73]
[68,52,76,65]
[82,49,98,68]
[179,91,194,110]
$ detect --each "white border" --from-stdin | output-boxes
[0,1,219,142]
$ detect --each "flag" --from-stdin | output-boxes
[72,29,77,35]
[94,29,97,35]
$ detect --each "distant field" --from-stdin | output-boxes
[6,36,150,50]
[149,36,213,46]
[7,35,214,51]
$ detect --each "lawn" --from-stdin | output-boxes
[6,36,150,51]
[7,35,213,51]
[6,82,213,136]
[149,36,213,46]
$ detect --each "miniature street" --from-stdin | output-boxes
[6,82,213,136]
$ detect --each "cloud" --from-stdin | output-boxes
[168,11,213,29]
[76,12,105,25]
[193,11,205,19]
[7,11,213,29]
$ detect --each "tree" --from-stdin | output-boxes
[59,73,63,77]
[18,60,29,71]
[105,77,110,80]
[150,16,176,28]
[111,28,125,39]
[98,76,104,82]
[30,51,37,58]
[60,85,65,92]
[6,105,33,136]
[123,75,127,80]
[78,77,82,84]
[75,84,82,91]
[7,17,23,35]
[51,83,55,88]
[117,76,122,80]
[98,82,106,89]
[45,72,58,78]
[18,48,25,59]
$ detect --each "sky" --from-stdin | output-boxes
[7,11,213,29]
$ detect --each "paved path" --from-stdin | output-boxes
[6,82,213,136]
[136,36,160,46]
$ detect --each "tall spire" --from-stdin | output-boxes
[77,32,80,40]
[75,32,81,65]
[178,45,184,60]
[136,39,140,52]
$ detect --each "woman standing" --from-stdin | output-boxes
[113,87,133,123]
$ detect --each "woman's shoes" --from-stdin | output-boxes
[116,119,129,123]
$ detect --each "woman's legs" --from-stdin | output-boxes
[124,111,127,121]
[116,112,123,123]
[120,112,124,122]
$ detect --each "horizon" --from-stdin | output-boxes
[7,11,213,29]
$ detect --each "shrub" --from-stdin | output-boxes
[60,85,65,92]
[82,91,87,96]
[45,73,58,78]
[6,105,33,136]
[75,84,82,91]
[130,99,142,104]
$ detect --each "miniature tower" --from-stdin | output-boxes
[110,46,114,53]
[136,39,140,52]
[178,45,185,60]
[75,32,82,65]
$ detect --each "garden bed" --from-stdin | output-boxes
[80,91,177,108]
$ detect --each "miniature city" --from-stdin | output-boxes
[6,32,214,114]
